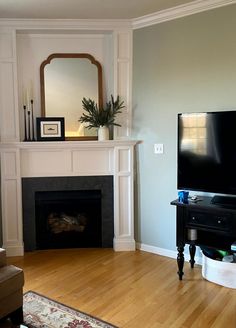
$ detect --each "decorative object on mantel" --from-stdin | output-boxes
[23,100,36,141]
[30,99,36,141]
[27,107,31,140]
[40,53,103,141]
[36,117,65,141]
[23,105,27,141]
[79,95,124,141]
[22,83,36,141]
[98,125,109,141]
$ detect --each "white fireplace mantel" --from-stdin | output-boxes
[0,140,137,256]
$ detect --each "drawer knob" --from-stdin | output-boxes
[218,219,222,224]
[192,217,195,220]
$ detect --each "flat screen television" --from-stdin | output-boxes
[178,110,236,204]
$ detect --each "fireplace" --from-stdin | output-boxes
[1,141,136,255]
[22,176,113,251]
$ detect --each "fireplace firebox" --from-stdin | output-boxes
[22,176,113,251]
[35,190,102,249]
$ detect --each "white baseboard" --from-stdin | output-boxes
[113,238,136,251]
[136,242,202,265]
[4,244,24,257]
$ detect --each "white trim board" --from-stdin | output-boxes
[136,242,202,265]
[0,18,132,30]
[132,0,236,29]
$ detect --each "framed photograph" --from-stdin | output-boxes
[36,117,65,141]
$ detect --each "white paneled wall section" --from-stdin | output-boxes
[0,20,135,256]
[0,29,19,141]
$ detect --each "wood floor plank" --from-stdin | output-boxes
[7,249,236,328]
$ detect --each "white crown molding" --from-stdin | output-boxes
[0,18,132,31]
[0,1,235,31]
[132,0,236,29]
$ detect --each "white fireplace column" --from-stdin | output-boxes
[113,145,135,250]
[0,140,137,256]
[0,147,24,256]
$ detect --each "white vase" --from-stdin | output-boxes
[98,126,109,141]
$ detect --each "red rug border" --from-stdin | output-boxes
[23,290,119,328]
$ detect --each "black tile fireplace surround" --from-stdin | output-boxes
[22,176,113,251]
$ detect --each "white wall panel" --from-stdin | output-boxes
[21,150,72,176]
[118,32,131,59]
[113,30,132,139]
[2,179,19,242]
[2,151,18,178]
[0,32,13,59]
[118,175,131,236]
[72,149,113,175]
[118,148,130,172]
[0,63,18,141]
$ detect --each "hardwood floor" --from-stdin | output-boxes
[7,249,236,328]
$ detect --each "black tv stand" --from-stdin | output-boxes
[171,196,236,280]
[211,195,236,207]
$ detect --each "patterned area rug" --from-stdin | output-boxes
[23,291,118,328]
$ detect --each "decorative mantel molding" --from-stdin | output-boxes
[132,0,236,29]
[0,18,132,30]
[0,140,138,256]
[0,140,137,149]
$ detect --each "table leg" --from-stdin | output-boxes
[189,244,196,268]
[177,246,184,280]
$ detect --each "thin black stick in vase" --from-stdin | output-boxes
[23,105,27,141]
[30,99,35,141]
[27,109,31,141]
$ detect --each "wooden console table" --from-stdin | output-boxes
[171,196,236,280]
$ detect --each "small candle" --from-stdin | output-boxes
[26,89,30,110]
[29,79,34,101]
[22,87,27,106]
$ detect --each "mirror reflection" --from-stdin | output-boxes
[40,53,103,140]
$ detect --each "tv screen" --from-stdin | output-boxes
[178,111,236,195]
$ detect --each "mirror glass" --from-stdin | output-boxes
[40,54,103,140]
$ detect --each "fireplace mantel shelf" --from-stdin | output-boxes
[0,140,138,150]
[0,138,137,256]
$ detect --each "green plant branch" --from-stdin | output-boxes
[79,95,124,129]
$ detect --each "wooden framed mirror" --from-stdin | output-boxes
[40,53,103,140]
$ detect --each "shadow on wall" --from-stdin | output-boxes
[0,173,2,246]
[134,144,141,243]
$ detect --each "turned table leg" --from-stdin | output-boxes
[177,246,184,280]
[189,244,196,268]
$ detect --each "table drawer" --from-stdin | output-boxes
[187,211,232,231]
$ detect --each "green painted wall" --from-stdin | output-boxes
[133,4,236,251]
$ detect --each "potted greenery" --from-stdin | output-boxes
[79,95,124,140]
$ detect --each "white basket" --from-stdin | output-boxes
[202,252,236,289]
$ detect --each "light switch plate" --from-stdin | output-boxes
[154,143,164,154]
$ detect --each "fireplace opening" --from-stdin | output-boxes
[22,176,114,251]
[35,190,102,249]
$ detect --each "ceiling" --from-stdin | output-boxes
[0,0,195,20]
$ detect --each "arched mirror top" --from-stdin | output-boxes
[40,53,103,140]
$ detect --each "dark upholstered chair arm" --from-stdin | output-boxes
[0,248,7,268]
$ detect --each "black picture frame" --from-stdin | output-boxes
[36,117,65,141]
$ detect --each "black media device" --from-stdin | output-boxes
[177,110,236,206]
